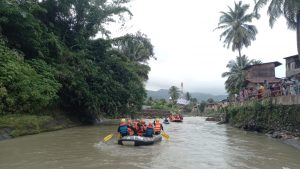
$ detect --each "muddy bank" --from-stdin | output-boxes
[0,115,78,141]
[0,116,129,141]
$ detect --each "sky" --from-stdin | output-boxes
[107,0,297,95]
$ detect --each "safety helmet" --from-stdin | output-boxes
[155,118,160,122]
[141,119,145,124]
[120,118,126,123]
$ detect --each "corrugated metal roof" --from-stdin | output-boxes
[283,54,298,59]
[243,61,282,70]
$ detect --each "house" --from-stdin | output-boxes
[243,62,282,88]
[204,103,220,112]
[284,54,300,79]
[204,101,227,112]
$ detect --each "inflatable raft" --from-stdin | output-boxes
[118,135,162,146]
[169,115,183,122]
[163,121,170,124]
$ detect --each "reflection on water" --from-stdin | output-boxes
[0,117,299,169]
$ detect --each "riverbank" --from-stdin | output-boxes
[220,100,300,149]
[0,114,78,141]
[0,113,126,141]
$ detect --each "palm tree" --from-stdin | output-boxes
[215,1,258,57]
[169,86,179,104]
[221,55,262,95]
[254,0,300,57]
[112,31,155,63]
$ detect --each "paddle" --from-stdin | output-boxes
[161,131,170,140]
[103,133,114,142]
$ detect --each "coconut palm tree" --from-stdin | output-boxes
[222,55,262,95]
[215,1,258,57]
[169,86,179,104]
[254,0,300,57]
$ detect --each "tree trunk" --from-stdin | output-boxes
[297,10,300,59]
[238,48,242,57]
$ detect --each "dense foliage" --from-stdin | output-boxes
[0,39,61,115]
[0,0,154,123]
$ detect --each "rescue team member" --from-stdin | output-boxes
[144,122,154,137]
[153,118,164,135]
[164,117,169,123]
[133,120,139,135]
[137,119,147,136]
[118,118,128,137]
[127,119,135,136]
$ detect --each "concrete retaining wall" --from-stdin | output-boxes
[271,95,300,105]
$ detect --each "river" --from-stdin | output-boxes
[0,117,299,169]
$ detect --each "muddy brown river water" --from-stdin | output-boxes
[0,117,299,169]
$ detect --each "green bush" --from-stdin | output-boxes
[0,40,61,115]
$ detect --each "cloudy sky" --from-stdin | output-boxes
[108,0,297,95]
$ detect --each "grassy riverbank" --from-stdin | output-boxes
[0,114,77,140]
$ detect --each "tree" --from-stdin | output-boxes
[185,92,191,101]
[0,0,155,123]
[112,31,155,63]
[215,1,258,57]
[111,32,155,80]
[207,98,215,103]
[39,0,132,48]
[0,39,61,114]
[221,55,262,95]
[169,86,179,104]
[198,101,207,112]
[146,97,153,105]
[190,98,198,105]
[254,0,300,58]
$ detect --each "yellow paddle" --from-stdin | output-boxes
[161,131,170,140]
[103,133,114,142]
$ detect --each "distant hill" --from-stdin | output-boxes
[146,89,227,102]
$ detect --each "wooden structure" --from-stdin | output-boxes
[284,55,300,78]
[243,62,282,88]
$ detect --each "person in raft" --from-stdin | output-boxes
[163,117,169,123]
[144,122,154,137]
[118,118,128,137]
[153,118,164,135]
[127,119,136,136]
[137,119,147,136]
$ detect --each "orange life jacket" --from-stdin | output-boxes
[154,122,161,133]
